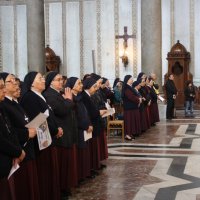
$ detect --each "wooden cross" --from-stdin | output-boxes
[115,26,136,48]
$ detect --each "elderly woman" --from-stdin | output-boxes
[0,72,39,200]
[122,75,141,140]
[20,71,63,200]
[81,78,107,174]
[43,71,78,198]
[0,75,25,200]
[66,77,92,181]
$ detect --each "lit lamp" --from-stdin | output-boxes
[120,50,128,67]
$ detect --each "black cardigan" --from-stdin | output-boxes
[20,90,59,153]
[2,97,36,160]
[43,87,78,148]
[0,104,22,179]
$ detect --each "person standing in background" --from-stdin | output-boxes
[184,80,195,117]
[165,74,177,120]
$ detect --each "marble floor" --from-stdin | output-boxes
[69,110,200,200]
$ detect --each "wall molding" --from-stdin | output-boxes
[190,0,194,74]
[44,3,50,46]
[62,1,67,75]
[114,0,119,78]
[170,0,174,46]
[13,3,18,75]
[79,0,84,78]
[132,0,137,78]
[0,1,26,6]
[96,0,101,75]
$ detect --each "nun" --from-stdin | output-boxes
[146,77,160,126]
[20,71,63,200]
[43,71,78,197]
[0,72,40,200]
[121,75,141,140]
[81,78,107,173]
[66,77,92,181]
[0,75,25,200]
[90,73,108,166]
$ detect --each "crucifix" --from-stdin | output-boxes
[115,26,136,48]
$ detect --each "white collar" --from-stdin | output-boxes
[31,89,46,102]
[5,95,13,101]
[84,90,91,97]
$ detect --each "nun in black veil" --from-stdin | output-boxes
[43,72,78,196]
[122,75,141,140]
[20,71,63,200]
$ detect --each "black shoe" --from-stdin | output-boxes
[100,164,107,169]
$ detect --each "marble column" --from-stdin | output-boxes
[26,0,45,73]
[141,0,162,87]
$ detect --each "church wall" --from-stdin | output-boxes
[66,2,80,77]
[82,0,97,76]
[161,0,200,86]
[100,0,115,81]
[161,0,171,84]
[48,3,63,72]
[194,0,200,85]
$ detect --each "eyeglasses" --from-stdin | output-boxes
[35,76,45,82]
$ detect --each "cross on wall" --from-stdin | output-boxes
[115,26,136,49]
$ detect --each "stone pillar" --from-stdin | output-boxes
[141,0,162,87]
[27,0,45,73]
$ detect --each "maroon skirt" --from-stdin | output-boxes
[146,106,151,128]
[140,109,148,132]
[14,160,40,200]
[149,102,160,124]
[89,137,100,170]
[124,109,141,137]
[0,177,15,200]
[36,146,60,200]
[99,129,108,161]
[77,144,91,181]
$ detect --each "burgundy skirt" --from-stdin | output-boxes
[149,102,160,124]
[140,109,148,132]
[14,160,40,200]
[77,144,91,181]
[89,137,100,170]
[57,144,78,190]
[99,129,108,161]
[0,177,15,200]
[124,109,141,137]
[36,146,60,200]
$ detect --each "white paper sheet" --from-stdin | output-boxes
[84,131,92,141]
[25,112,48,128]
[158,95,165,102]
[8,164,20,179]
[102,108,115,118]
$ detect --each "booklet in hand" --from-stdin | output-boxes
[25,111,52,150]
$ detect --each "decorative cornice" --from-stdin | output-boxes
[96,0,101,75]
[190,0,194,73]
[114,0,119,78]
[170,0,174,46]
[79,0,84,78]
[132,0,137,78]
